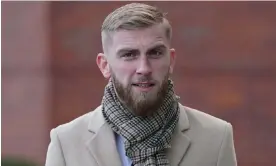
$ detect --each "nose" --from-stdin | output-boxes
[136,57,152,75]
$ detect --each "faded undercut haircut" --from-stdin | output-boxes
[101,3,172,54]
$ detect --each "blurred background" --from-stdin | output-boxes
[2,1,276,166]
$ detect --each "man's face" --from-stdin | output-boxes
[98,24,176,116]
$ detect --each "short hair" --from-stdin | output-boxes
[101,3,172,53]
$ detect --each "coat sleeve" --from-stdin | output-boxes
[45,129,66,166]
[217,123,237,166]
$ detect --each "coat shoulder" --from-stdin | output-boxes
[177,105,236,165]
[52,105,102,139]
[181,105,230,130]
[180,104,232,145]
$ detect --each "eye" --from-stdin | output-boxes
[123,52,135,57]
[121,52,137,60]
[149,49,163,58]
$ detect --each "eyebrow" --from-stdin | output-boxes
[116,48,139,56]
[146,44,167,54]
[116,43,167,56]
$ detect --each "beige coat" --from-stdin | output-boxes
[45,104,237,166]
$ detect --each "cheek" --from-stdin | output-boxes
[151,60,170,78]
[111,62,136,84]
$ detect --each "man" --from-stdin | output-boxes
[45,3,237,166]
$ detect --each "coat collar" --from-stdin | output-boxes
[87,104,190,133]
[86,104,191,166]
[167,104,191,165]
[86,106,122,166]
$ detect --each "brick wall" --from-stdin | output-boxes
[50,2,276,165]
[2,1,51,164]
[2,1,276,165]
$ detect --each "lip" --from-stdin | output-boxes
[132,83,155,92]
[132,82,155,85]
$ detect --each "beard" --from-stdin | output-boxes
[111,70,170,117]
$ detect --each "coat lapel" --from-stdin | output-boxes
[85,104,191,166]
[167,104,191,166]
[86,106,122,166]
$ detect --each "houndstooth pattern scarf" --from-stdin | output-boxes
[102,79,180,166]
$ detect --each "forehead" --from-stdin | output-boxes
[111,24,170,53]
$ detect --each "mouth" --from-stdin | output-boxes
[132,82,155,88]
[131,82,155,92]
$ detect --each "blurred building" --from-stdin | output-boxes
[2,1,276,165]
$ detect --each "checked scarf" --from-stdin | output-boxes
[101,79,180,166]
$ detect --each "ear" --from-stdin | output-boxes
[96,53,111,79]
[169,48,176,74]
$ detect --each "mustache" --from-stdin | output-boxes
[133,76,155,83]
